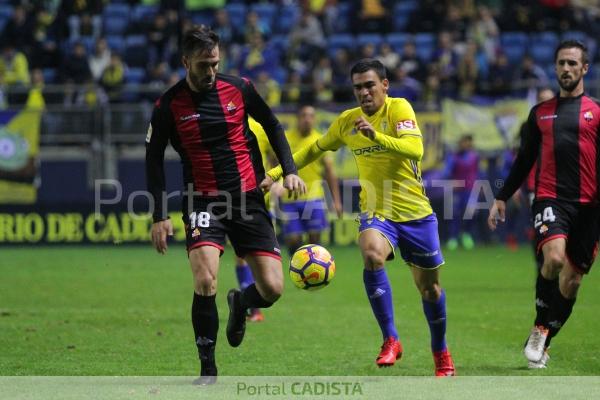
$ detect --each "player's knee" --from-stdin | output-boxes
[362,248,386,269]
[259,280,283,303]
[193,271,217,295]
[543,251,565,276]
[418,282,441,302]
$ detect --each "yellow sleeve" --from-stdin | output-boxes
[266,115,345,180]
[266,140,325,181]
[371,98,423,161]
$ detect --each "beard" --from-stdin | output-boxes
[189,73,214,91]
[558,74,581,92]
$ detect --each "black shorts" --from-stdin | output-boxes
[183,190,281,259]
[532,199,600,273]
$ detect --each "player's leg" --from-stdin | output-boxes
[543,207,599,352]
[305,199,329,245]
[189,245,222,385]
[395,213,453,376]
[281,201,304,255]
[524,200,571,363]
[225,197,283,347]
[358,218,401,367]
[234,255,264,322]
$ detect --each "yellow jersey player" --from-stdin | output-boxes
[278,105,342,255]
[262,59,454,376]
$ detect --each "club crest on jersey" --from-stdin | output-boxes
[227,101,237,113]
[191,228,201,238]
[396,119,417,131]
[584,111,594,122]
[539,224,548,235]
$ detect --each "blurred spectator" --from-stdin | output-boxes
[239,33,277,80]
[320,0,341,36]
[243,11,271,43]
[398,42,426,82]
[351,0,391,33]
[59,0,103,41]
[213,9,239,45]
[25,68,46,109]
[288,8,326,70]
[487,52,512,97]
[29,8,61,69]
[101,54,125,103]
[145,61,171,101]
[571,0,600,36]
[513,55,549,97]
[75,80,108,107]
[359,43,377,60]
[377,43,399,75]
[88,38,111,82]
[282,70,303,104]
[59,42,91,84]
[457,41,480,100]
[1,5,34,53]
[0,43,31,87]
[422,67,441,110]
[440,4,469,42]
[331,48,353,103]
[388,66,421,103]
[432,31,459,98]
[312,56,333,103]
[467,5,499,63]
[410,0,446,33]
[255,71,281,107]
[443,134,479,251]
[146,14,178,62]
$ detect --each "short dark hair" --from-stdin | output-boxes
[350,59,387,81]
[554,40,589,64]
[182,26,219,58]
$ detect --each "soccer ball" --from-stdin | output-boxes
[289,244,335,290]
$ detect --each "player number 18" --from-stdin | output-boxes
[189,211,211,228]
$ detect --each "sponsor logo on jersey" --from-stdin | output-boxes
[180,113,200,121]
[227,101,237,112]
[540,114,558,120]
[352,145,387,156]
[396,119,417,130]
[584,111,594,121]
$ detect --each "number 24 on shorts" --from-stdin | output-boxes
[189,211,211,228]
[534,206,556,228]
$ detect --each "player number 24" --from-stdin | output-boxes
[189,211,211,228]
[534,207,556,228]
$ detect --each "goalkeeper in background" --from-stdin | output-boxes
[262,59,454,376]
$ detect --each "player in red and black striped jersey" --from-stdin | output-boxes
[145,27,305,384]
[489,40,600,368]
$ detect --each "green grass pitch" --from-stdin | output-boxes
[1,245,599,376]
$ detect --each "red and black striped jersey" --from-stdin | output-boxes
[498,93,600,204]
[146,74,297,222]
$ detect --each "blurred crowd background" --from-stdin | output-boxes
[1,0,599,108]
[1,0,598,248]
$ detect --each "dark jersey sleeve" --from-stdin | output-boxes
[145,100,173,223]
[496,107,541,201]
[241,78,297,176]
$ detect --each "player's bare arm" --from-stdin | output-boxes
[151,218,174,254]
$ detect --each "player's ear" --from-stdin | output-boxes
[182,56,189,70]
[382,78,390,92]
[583,62,589,75]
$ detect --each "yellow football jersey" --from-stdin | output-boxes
[248,117,271,167]
[280,128,326,203]
[268,97,432,222]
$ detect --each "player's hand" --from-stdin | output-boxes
[283,174,306,199]
[260,175,274,193]
[487,199,506,231]
[355,116,376,140]
[151,219,174,254]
